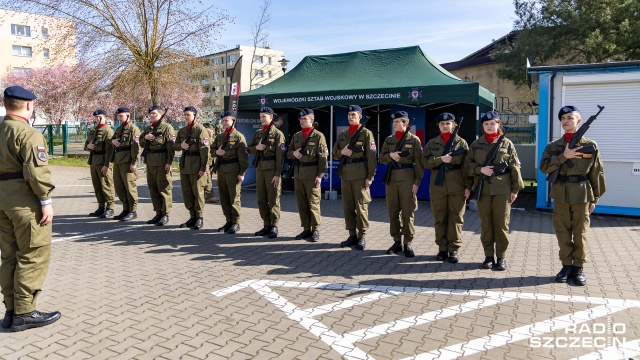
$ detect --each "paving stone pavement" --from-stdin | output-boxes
[1,165,639,360]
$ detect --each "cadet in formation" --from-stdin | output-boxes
[0,86,61,331]
[539,106,606,286]
[85,109,115,219]
[140,106,175,226]
[174,106,210,230]
[422,113,472,263]
[108,107,141,221]
[247,107,286,239]
[212,111,248,234]
[464,111,524,270]
[379,111,424,257]
[333,105,377,250]
[287,109,328,241]
[203,121,223,203]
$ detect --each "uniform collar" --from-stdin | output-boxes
[6,114,29,123]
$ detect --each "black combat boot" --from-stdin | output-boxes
[482,256,495,269]
[494,258,507,271]
[217,222,231,232]
[121,211,137,221]
[113,210,129,220]
[403,244,415,258]
[386,242,403,255]
[255,226,271,236]
[156,214,169,226]
[226,224,240,234]
[89,207,105,217]
[2,309,13,329]
[146,214,163,224]
[571,266,587,286]
[448,252,459,264]
[555,265,572,283]
[12,310,61,332]
[268,226,278,239]
[436,251,448,261]
[295,229,312,240]
[181,217,197,228]
[355,237,366,250]
[310,230,320,242]
[340,235,358,248]
[99,209,115,219]
[193,218,204,230]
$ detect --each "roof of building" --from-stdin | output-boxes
[440,31,516,71]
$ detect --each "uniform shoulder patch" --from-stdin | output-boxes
[36,146,48,162]
[172,134,176,142]
[135,136,140,144]
[203,138,209,146]
[280,142,286,151]
[370,142,377,152]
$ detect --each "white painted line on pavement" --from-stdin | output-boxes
[304,291,400,318]
[572,339,640,360]
[52,225,144,243]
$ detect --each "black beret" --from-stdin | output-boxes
[3,86,36,100]
[347,105,362,113]
[93,109,107,116]
[298,108,313,118]
[558,105,580,120]
[148,105,163,113]
[116,107,130,114]
[436,112,456,122]
[260,107,275,115]
[220,110,235,118]
[391,111,408,120]
[183,106,198,114]
[480,110,500,122]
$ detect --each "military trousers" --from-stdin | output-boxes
[552,202,590,267]
[90,163,114,210]
[147,165,173,215]
[385,178,417,244]
[180,173,207,218]
[294,178,321,230]
[430,189,466,252]
[341,178,371,237]
[113,163,138,212]
[0,207,51,315]
[476,193,511,258]
[257,168,281,226]
[204,169,217,198]
[218,172,242,224]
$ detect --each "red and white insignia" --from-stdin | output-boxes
[370,142,377,152]
[36,146,48,162]
[203,138,209,146]
[280,142,286,151]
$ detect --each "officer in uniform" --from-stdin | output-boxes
[212,111,248,234]
[174,106,210,230]
[540,106,606,286]
[333,105,377,250]
[422,113,473,263]
[379,111,424,257]
[464,111,524,271]
[139,106,175,226]
[247,107,286,238]
[85,109,116,219]
[0,86,61,331]
[202,122,219,203]
[287,109,328,241]
[107,107,141,221]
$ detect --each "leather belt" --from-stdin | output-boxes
[300,161,319,167]
[221,158,239,164]
[443,164,461,171]
[148,148,167,154]
[115,146,131,152]
[261,156,276,161]
[184,150,200,156]
[345,158,366,164]
[557,174,588,183]
[91,150,106,155]
[0,172,23,181]
[395,164,414,169]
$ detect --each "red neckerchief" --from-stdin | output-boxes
[563,132,574,143]
[441,132,452,143]
[301,127,313,138]
[187,121,195,132]
[395,131,405,141]
[224,127,235,136]
[485,132,499,143]
[7,114,29,123]
[262,125,269,133]
[349,124,360,136]
[152,121,158,127]
[97,123,106,129]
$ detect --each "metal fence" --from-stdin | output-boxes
[499,113,536,144]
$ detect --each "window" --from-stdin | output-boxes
[221,85,225,92]
[11,24,31,37]
[13,67,31,72]
[254,70,263,77]
[41,28,49,39]
[43,48,50,59]
[213,58,219,65]
[228,54,236,63]
[267,57,272,65]
[268,71,272,78]
[221,56,224,64]
[12,45,32,57]
[220,71,225,78]
[253,55,263,63]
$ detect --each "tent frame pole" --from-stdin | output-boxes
[326,105,338,200]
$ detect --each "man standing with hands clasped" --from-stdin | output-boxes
[85,109,115,219]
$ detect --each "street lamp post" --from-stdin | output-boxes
[278,57,290,74]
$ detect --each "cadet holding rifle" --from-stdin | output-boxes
[212,111,248,234]
[287,109,328,241]
[464,111,523,271]
[85,109,115,219]
[333,105,377,250]
[174,106,209,230]
[539,106,606,286]
[247,107,286,239]
[107,107,141,221]
[379,111,423,257]
[422,113,472,263]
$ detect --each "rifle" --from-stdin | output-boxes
[252,121,275,168]
[546,105,604,184]
[470,135,505,201]
[180,113,199,169]
[212,118,236,173]
[337,116,370,176]
[87,122,101,165]
[382,119,414,185]
[109,114,130,163]
[140,107,169,163]
[287,122,318,179]
[434,117,464,186]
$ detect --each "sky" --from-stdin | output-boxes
[213,0,517,69]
